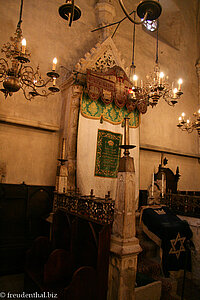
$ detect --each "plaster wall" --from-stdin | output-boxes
[0,0,98,185]
[111,0,200,191]
[77,113,140,200]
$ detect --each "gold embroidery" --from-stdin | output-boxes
[169,232,186,259]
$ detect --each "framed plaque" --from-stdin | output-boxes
[95,129,122,178]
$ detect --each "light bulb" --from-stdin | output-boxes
[182,112,185,118]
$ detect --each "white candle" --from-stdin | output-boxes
[53,77,56,86]
[52,57,57,71]
[21,38,26,54]
[178,78,183,91]
[61,138,65,160]
[133,74,138,88]
[161,173,164,197]
[173,88,178,98]
[152,172,154,197]
[159,72,164,85]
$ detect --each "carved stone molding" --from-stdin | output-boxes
[75,37,126,73]
[196,60,200,101]
[108,253,138,300]
[95,0,116,41]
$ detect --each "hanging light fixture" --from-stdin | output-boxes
[118,0,162,24]
[0,0,60,101]
[128,12,149,114]
[59,0,81,27]
[143,20,183,107]
[177,110,200,136]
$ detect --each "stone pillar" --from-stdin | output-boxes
[95,0,116,41]
[196,60,200,154]
[108,150,141,299]
[65,84,83,190]
[196,60,200,105]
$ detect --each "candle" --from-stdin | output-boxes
[53,77,56,86]
[178,78,183,91]
[161,173,164,197]
[21,38,26,54]
[133,74,138,88]
[181,112,185,122]
[152,172,154,197]
[124,118,129,146]
[61,138,65,160]
[159,72,164,85]
[178,116,182,124]
[52,57,57,71]
[173,88,178,98]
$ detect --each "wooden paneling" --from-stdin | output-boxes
[0,183,54,275]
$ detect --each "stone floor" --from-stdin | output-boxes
[0,273,200,299]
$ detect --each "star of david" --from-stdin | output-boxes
[169,232,186,259]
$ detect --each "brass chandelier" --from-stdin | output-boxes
[0,0,60,101]
[177,110,200,136]
[128,18,184,110]
[143,21,183,107]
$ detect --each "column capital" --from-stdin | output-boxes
[72,84,83,98]
[95,0,116,41]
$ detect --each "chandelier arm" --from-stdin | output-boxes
[21,84,52,101]
[118,0,148,24]
[20,85,32,101]
[20,65,52,89]
[187,127,194,133]
[21,76,52,89]
[0,58,9,80]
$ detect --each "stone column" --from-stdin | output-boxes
[196,60,200,154]
[108,119,141,300]
[95,0,116,41]
[196,59,200,105]
[65,84,83,190]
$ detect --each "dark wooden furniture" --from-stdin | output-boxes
[0,183,54,275]
[25,208,112,300]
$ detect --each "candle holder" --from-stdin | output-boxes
[119,117,136,157]
[58,138,67,165]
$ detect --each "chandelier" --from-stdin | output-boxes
[177,110,200,136]
[128,13,149,114]
[0,0,60,101]
[143,21,183,107]
[127,12,183,112]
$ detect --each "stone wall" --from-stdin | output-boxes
[0,0,199,193]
